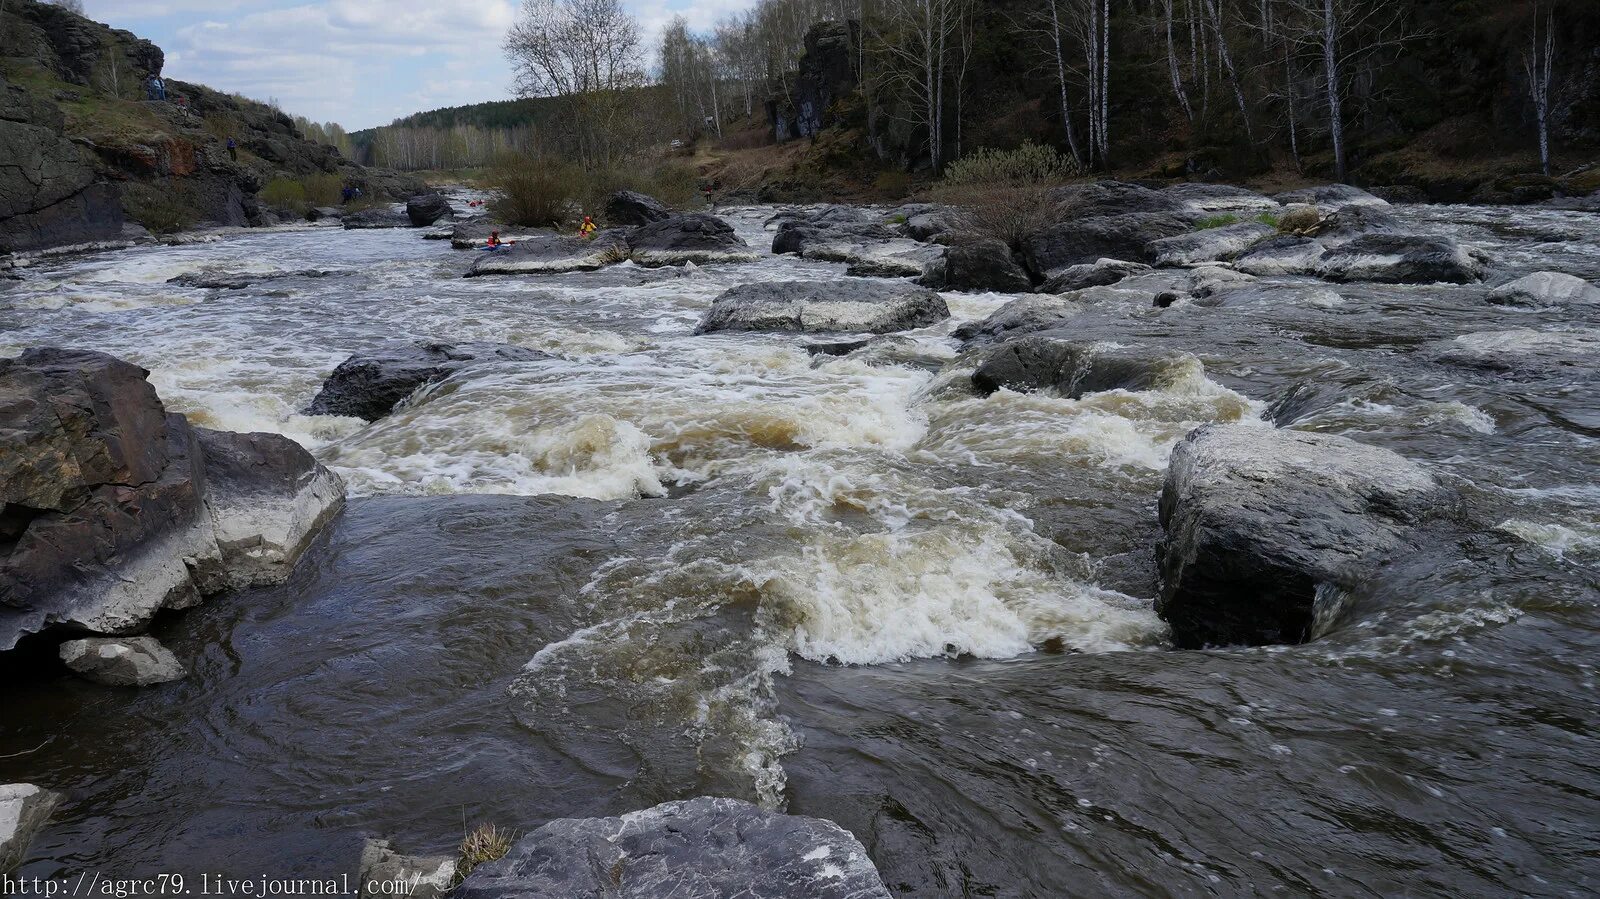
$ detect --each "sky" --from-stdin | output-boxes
[80,0,758,131]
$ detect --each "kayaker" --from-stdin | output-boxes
[578,216,596,239]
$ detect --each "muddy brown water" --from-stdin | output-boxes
[1,202,1596,896]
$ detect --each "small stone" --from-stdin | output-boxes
[59,636,186,686]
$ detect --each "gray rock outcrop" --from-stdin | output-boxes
[1146,221,1275,266]
[1273,184,1390,209]
[465,231,629,275]
[357,839,456,899]
[1158,424,1447,648]
[952,296,1082,343]
[342,208,410,230]
[1487,271,1600,306]
[1037,258,1152,293]
[629,214,756,266]
[1163,183,1281,215]
[307,341,552,421]
[452,797,889,899]
[404,194,452,227]
[603,190,671,227]
[1,783,61,872]
[1021,211,1200,276]
[59,635,185,686]
[918,238,1032,293]
[972,337,1202,397]
[697,280,950,335]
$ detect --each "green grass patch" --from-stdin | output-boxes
[1195,214,1240,230]
[453,823,515,886]
[1254,212,1280,228]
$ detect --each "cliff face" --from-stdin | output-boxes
[0,0,422,255]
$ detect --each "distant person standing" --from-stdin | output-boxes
[226,137,237,162]
[147,76,166,101]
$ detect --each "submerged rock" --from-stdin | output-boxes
[0,348,344,651]
[452,797,889,899]
[464,231,629,276]
[0,784,61,871]
[698,280,949,335]
[629,214,756,266]
[167,269,337,290]
[1273,184,1389,209]
[1487,271,1600,306]
[342,208,409,230]
[308,341,552,421]
[919,238,1032,293]
[1319,234,1485,284]
[1146,221,1275,266]
[1037,258,1152,293]
[1425,328,1600,375]
[59,635,185,686]
[1157,424,1447,648]
[952,296,1081,343]
[603,190,671,227]
[405,194,452,227]
[357,839,456,899]
[972,336,1201,397]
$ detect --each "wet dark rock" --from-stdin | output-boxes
[698,280,949,335]
[1369,185,1430,204]
[629,214,755,266]
[805,339,873,357]
[1309,205,1403,243]
[603,190,671,227]
[1020,211,1200,276]
[1047,181,1190,217]
[1146,222,1275,266]
[357,839,455,899]
[166,269,336,290]
[0,348,344,651]
[1232,235,1326,276]
[1487,272,1600,306]
[0,784,61,871]
[307,206,342,222]
[919,238,1032,293]
[1319,234,1485,284]
[1272,184,1389,209]
[307,341,552,421]
[953,296,1082,343]
[453,796,890,899]
[972,336,1200,397]
[1163,183,1280,214]
[1037,258,1152,293]
[342,208,409,230]
[465,231,629,275]
[1424,328,1600,375]
[901,209,959,241]
[59,635,185,686]
[771,21,859,140]
[1157,424,1447,648]
[404,194,452,227]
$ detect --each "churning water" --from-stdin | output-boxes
[1,201,1596,896]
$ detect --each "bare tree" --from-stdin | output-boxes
[1279,0,1407,182]
[505,0,645,168]
[1162,0,1194,123]
[1523,2,1555,176]
[876,0,965,171]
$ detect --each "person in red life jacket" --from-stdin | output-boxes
[485,230,503,250]
[578,216,597,239]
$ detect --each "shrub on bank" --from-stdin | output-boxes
[489,154,578,227]
[121,181,199,234]
[259,174,345,213]
[935,142,1081,248]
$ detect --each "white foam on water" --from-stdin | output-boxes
[1497,519,1600,560]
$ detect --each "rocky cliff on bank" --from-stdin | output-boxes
[0,0,423,255]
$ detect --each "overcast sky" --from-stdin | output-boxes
[81,0,757,130]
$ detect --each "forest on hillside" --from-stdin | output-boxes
[350,0,1598,195]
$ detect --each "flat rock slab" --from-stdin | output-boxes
[1158,424,1447,648]
[1235,233,1486,284]
[308,341,552,421]
[60,635,186,686]
[629,214,756,267]
[342,209,410,230]
[697,280,950,335]
[1273,184,1390,209]
[1038,258,1151,293]
[803,238,942,278]
[1163,183,1281,214]
[1488,271,1600,306]
[453,796,890,899]
[1425,328,1600,375]
[1,783,61,871]
[1146,222,1275,266]
[465,231,629,275]
[167,269,340,290]
[972,336,1202,397]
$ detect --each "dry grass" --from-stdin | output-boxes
[453,823,516,886]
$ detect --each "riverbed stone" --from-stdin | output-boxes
[1487,271,1600,306]
[405,194,452,227]
[1318,233,1485,284]
[629,214,756,266]
[1273,184,1389,209]
[952,296,1082,344]
[919,238,1032,293]
[357,839,456,899]
[59,635,186,686]
[464,231,629,275]
[603,190,671,227]
[308,341,552,421]
[698,280,949,335]
[1424,328,1600,375]
[1146,221,1275,266]
[0,783,61,871]
[1232,235,1327,276]
[1020,211,1200,276]
[452,797,890,899]
[1157,423,1447,648]
[972,336,1202,397]
[1037,258,1151,293]
[342,208,410,229]
[1163,183,1281,215]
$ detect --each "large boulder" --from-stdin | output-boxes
[1424,328,1600,375]
[453,797,889,899]
[1157,424,1447,648]
[1020,211,1199,276]
[1047,181,1190,217]
[0,784,61,872]
[603,190,671,227]
[357,839,456,899]
[697,280,949,335]
[404,194,452,227]
[971,337,1201,397]
[0,349,344,651]
[1163,183,1281,215]
[1232,235,1327,276]
[629,214,756,266]
[952,296,1081,343]
[1146,221,1275,266]
[1037,258,1151,294]
[307,341,552,422]
[1488,271,1600,306]
[919,238,1032,293]
[59,635,185,687]
[1318,234,1485,284]
[464,231,629,276]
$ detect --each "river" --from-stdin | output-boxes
[1,200,1596,896]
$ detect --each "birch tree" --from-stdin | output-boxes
[1523,2,1555,176]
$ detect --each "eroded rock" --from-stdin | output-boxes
[697,280,949,335]
[0,784,61,872]
[452,797,889,899]
[59,635,185,686]
[464,231,629,276]
[308,341,552,421]
[629,214,755,266]
[1488,271,1600,306]
[1158,424,1447,648]
[972,336,1202,397]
